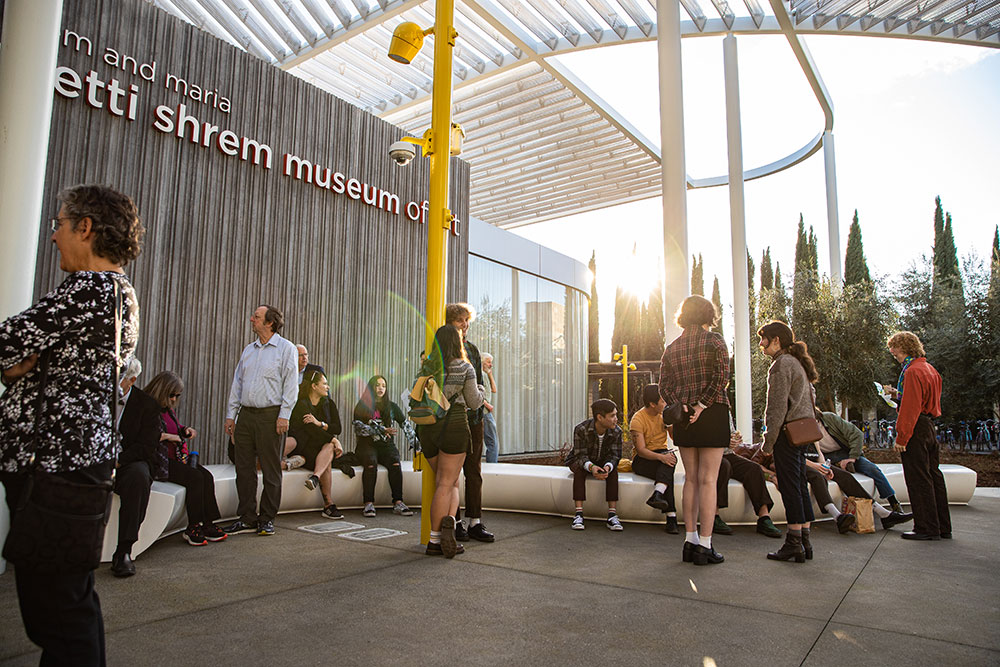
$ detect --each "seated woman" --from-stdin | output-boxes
[289,370,346,519]
[353,375,413,518]
[144,372,227,546]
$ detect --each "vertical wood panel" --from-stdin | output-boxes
[34,0,470,463]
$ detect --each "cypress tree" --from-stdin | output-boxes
[792,216,818,333]
[844,210,872,286]
[939,212,962,292]
[588,251,599,363]
[691,254,704,296]
[760,248,774,292]
[773,261,789,322]
[932,195,945,277]
[711,276,724,339]
[611,286,640,359]
[808,226,819,274]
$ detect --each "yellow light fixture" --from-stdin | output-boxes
[388,22,427,64]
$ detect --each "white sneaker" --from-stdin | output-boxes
[283,455,305,471]
[571,514,585,530]
[363,502,376,517]
[607,515,624,531]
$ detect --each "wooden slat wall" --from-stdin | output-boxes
[31,0,470,463]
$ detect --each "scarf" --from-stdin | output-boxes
[896,356,915,398]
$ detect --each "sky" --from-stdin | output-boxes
[511,34,1000,361]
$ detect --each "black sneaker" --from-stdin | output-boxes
[257,520,275,536]
[184,527,208,546]
[304,474,320,491]
[664,516,679,534]
[223,519,257,535]
[322,504,344,519]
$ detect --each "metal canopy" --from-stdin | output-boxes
[150,0,1000,227]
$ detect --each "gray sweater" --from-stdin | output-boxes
[442,359,484,410]
[762,353,815,453]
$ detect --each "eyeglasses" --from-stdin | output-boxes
[49,217,71,231]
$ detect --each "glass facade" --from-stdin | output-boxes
[467,255,589,456]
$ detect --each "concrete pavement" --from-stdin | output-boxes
[1,492,998,666]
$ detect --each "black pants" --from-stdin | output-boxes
[570,463,619,501]
[719,453,774,515]
[630,454,676,512]
[167,459,221,528]
[234,406,282,524]
[114,460,152,556]
[2,462,112,666]
[458,417,485,519]
[773,433,815,524]
[356,438,403,503]
[807,465,870,511]
[901,415,951,536]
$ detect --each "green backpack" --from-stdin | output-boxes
[408,374,451,425]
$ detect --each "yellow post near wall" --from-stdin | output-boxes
[419,0,458,545]
[613,345,637,433]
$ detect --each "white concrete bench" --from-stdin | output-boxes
[0,460,980,571]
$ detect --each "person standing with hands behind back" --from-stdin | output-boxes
[888,331,950,541]
[658,295,730,565]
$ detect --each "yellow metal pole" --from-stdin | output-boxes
[621,344,629,425]
[419,0,457,545]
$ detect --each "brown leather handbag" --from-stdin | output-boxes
[782,383,823,447]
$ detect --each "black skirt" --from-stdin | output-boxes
[673,402,730,448]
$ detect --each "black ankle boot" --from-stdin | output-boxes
[800,527,813,560]
[767,532,806,563]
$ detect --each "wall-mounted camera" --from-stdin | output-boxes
[388,140,416,166]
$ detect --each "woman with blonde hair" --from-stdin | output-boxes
[658,295,730,566]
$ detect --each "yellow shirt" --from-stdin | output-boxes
[629,408,671,452]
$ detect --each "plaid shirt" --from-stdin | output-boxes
[566,418,623,471]
[658,327,730,408]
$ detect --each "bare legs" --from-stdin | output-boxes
[679,447,724,539]
[426,452,466,531]
[314,442,339,506]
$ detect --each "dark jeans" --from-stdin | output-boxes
[570,463,619,502]
[2,461,112,666]
[901,415,951,536]
[807,465,870,511]
[719,453,774,515]
[114,460,152,555]
[630,454,676,512]
[357,438,403,503]
[234,406,283,524]
[773,433,815,524]
[460,418,485,518]
[168,459,221,528]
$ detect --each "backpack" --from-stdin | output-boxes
[408,375,451,425]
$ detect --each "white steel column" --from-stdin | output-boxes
[823,130,842,285]
[656,0,688,343]
[723,34,752,440]
[0,0,63,321]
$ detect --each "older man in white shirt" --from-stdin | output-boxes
[223,305,298,536]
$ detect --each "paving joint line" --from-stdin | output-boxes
[799,529,890,666]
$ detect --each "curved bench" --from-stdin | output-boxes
[0,460,980,570]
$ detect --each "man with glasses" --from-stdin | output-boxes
[223,305,298,537]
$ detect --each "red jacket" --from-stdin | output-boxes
[895,357,942,448]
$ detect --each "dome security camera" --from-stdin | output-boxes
[389,141,417,166]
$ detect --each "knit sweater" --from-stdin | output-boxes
[762,353,815,453]
[442,358,484,411]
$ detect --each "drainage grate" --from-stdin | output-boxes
[298,521,366,534]
[337,528,408,541]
